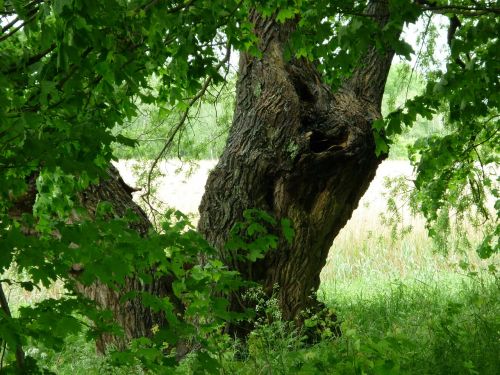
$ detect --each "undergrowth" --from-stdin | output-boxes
[208,267,499,375]
[23,265,499,374]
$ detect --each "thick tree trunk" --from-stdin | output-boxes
[75,165,175,352]
[198,1,398,328]
[11,0,399,350]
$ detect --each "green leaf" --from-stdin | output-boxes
[281,218,294,244]
[373,131,389,157]
[276,8,297,23]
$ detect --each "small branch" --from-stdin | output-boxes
[473,147,485,180]
[1,16,20,33]
[0,283,25,371]
[419,4,500,16]
[405,14,432,101]
[0,283,13,319]
[57,47,94,90]
[142,44,231,211]
[0,17,31,42]
[447,14,467,69]
[0,4,40,43]
[3,43,56,74]
[463,119,499,154]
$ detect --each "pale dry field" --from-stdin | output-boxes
[114,159,414,217]
[114,159,448,282]
[116,159,218,215]
[115,159,494,286]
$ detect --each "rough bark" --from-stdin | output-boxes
[198,0,398,329]
[8,0,400,350]
[75,165,175,352]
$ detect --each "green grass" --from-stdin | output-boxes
[206,268,498,375]
[322,272,499,375]
[27,335,142,375]
[208,204,499,374]
[31,267,497,374]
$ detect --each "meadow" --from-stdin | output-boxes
[4,159,498,374]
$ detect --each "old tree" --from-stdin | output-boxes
[1,0,498,371]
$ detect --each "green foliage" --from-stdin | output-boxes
[0,210,234,372]
[381,63,446,160]
[243,286,306,371]
[0,203,293,372]
[112,78,236,161]
[180,266,498,374]
[4,196,498,374]
[226,209,294,262]
[0,0,260,371]
[373,13,500,259]
[202,266,498,375]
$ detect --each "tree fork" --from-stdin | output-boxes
[198,0,399,330]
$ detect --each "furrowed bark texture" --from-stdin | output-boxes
[198,1,397,327]
[76,165,178,352]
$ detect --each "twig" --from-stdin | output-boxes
[405,14,432,102]
[1,16,20,33]
[0,5,39,43]
[141,43,231,211]
[463,120,499,155]
[420,4,500,16]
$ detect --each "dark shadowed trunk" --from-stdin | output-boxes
[10,165,177,352]
[75,165,177,352]
[198,0,398,329]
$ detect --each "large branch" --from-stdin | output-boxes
[344,0,398,109]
